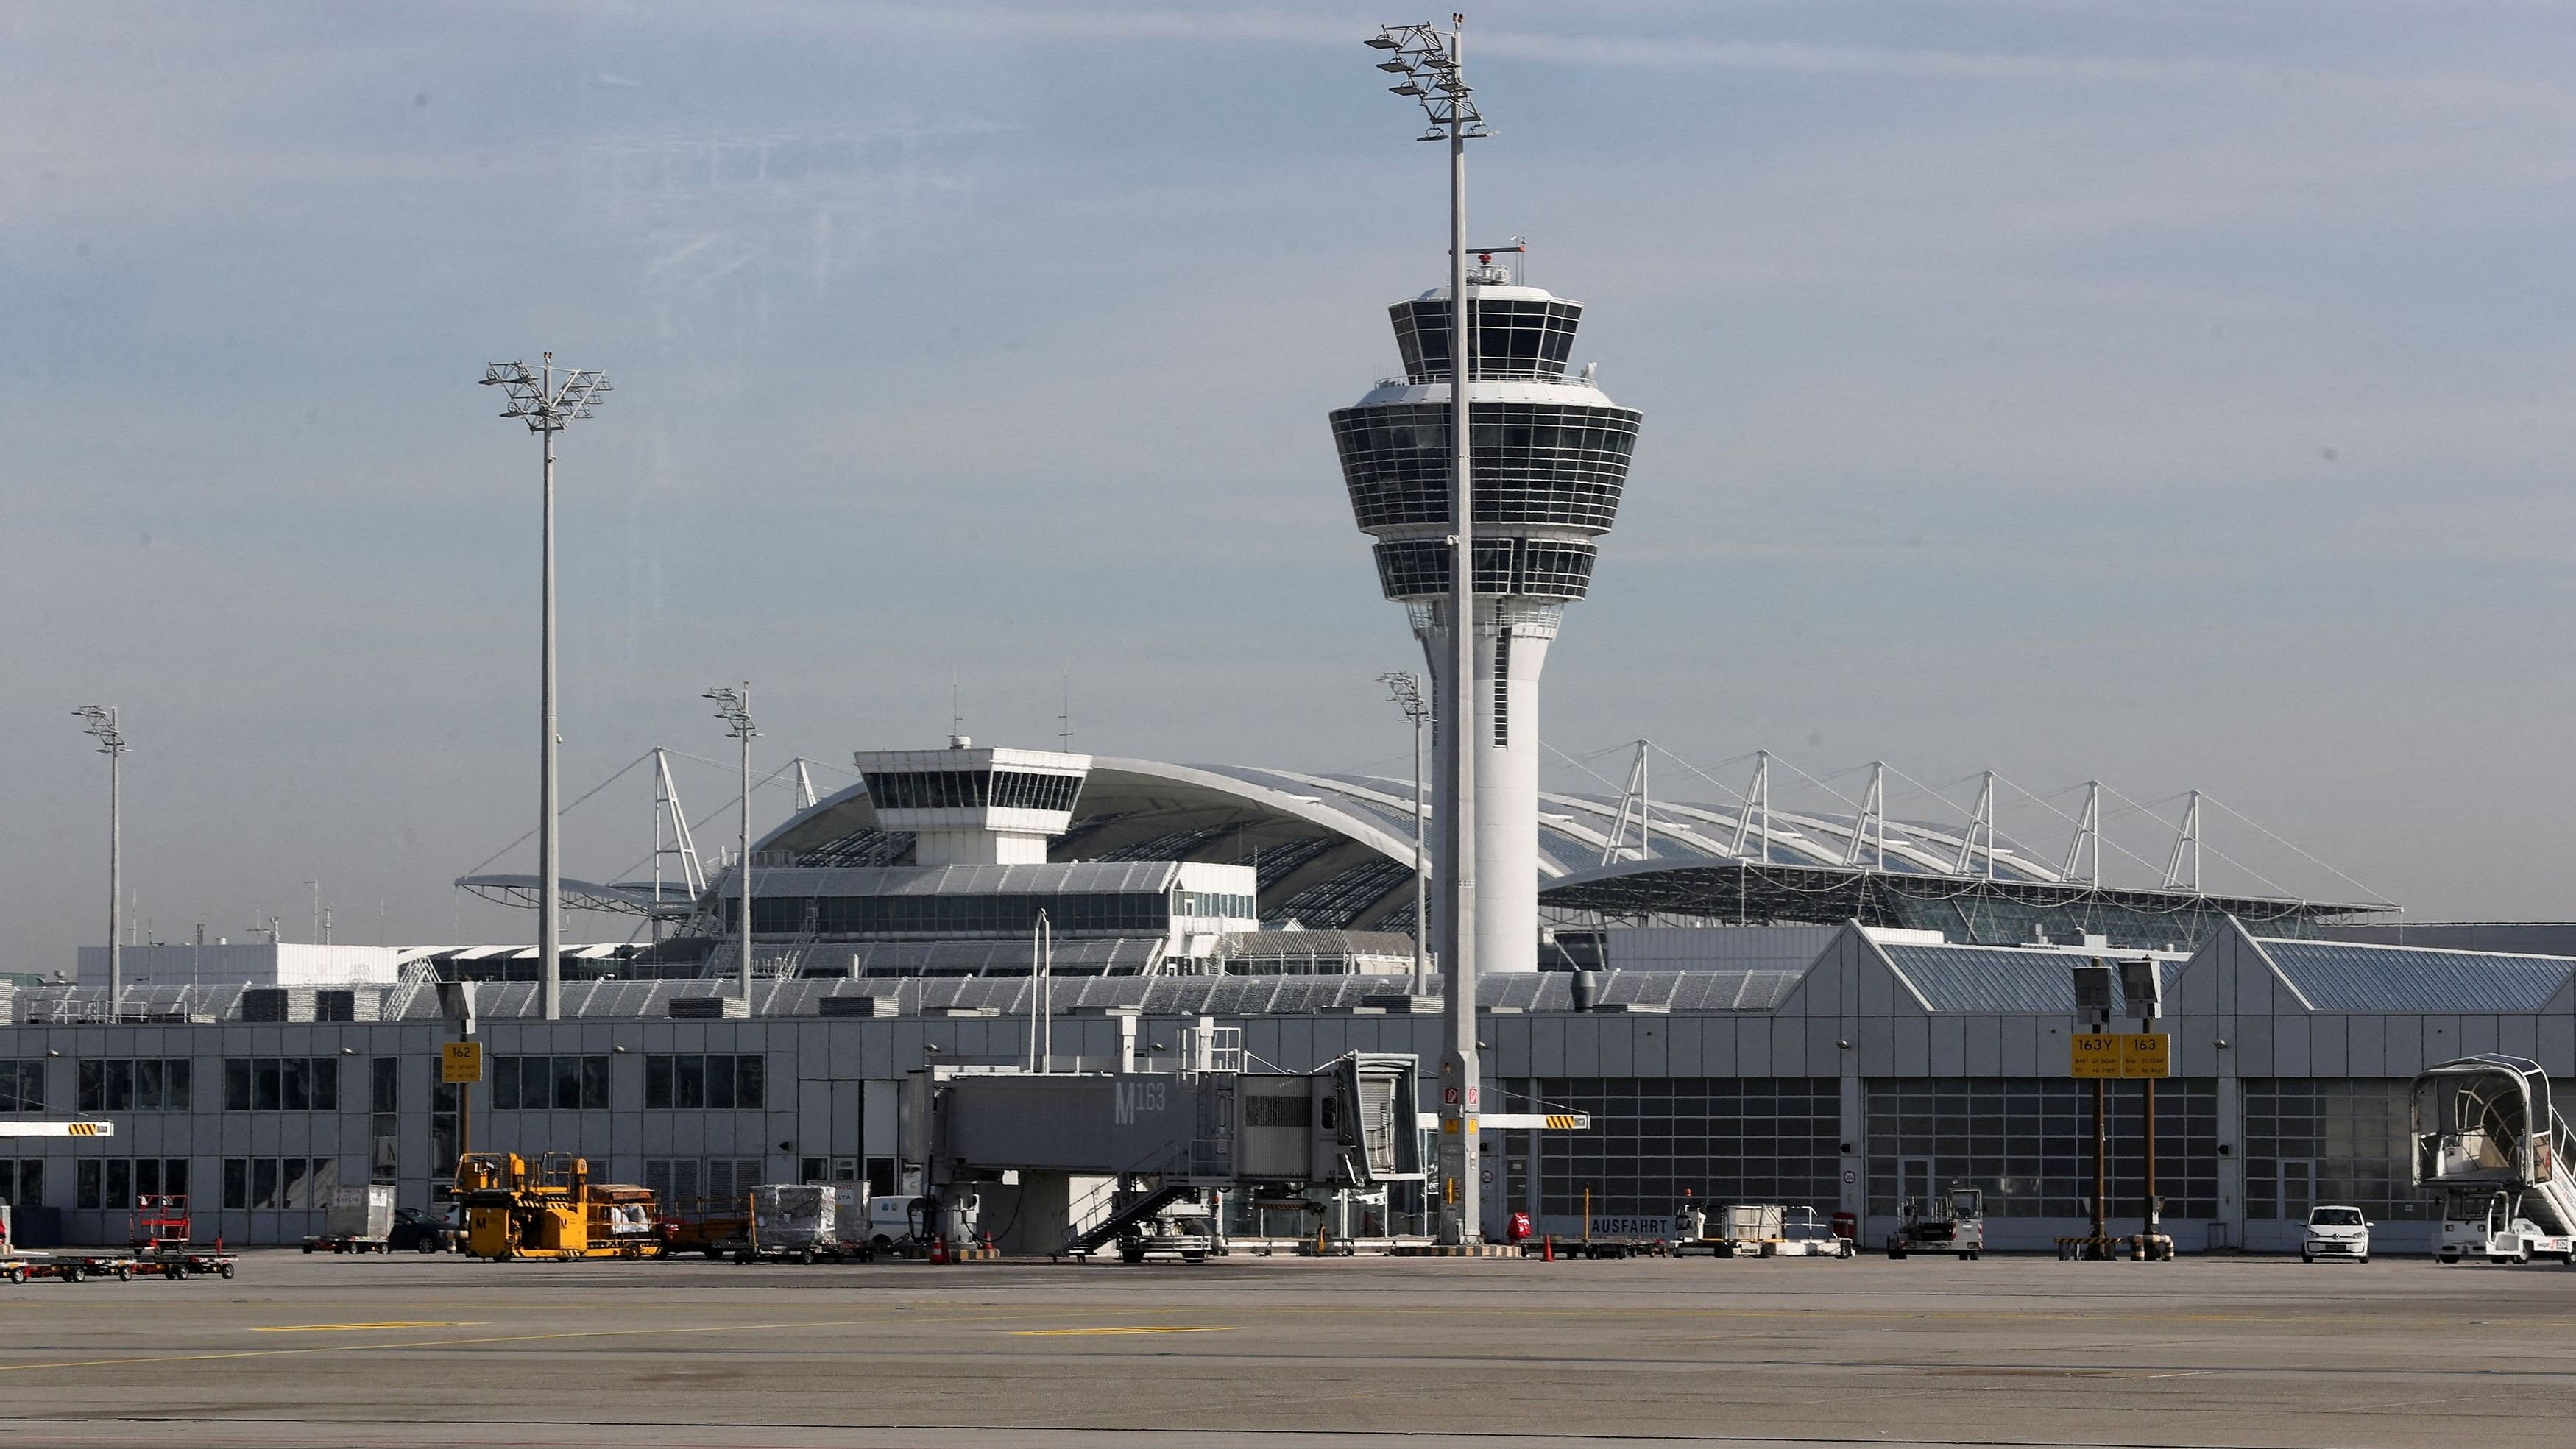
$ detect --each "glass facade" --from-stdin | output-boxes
[0,1060,45,1113]
[1390,296,1584,383]
[1333,402,1641,534]
[644,1156,765,1210]
[742,890,1169,939]
[861,769,1080,812]
[78,1158,188,1211]
[1865,1078,2218,1219]
[1535,1077,1841,1218]
[644,1054,768,1110]
[220,1156,336,1211]
[2242,1079,2423,1221]
[0,1161,43,1208]
[1370,536,1599,603]
[77,1057,191,1112]
[489,1055,612,1111]
[222,1057,340,1112]
[1172,890,1256,919]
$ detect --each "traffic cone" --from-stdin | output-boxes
[930,1235,948,1265]
[1542,1234,1554,1262]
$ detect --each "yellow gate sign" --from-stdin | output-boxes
[441,1041,486,1085]
[2071,1032,2169,1079]
[2071,1033,2121,1078]
[2122,1032,2170,1078]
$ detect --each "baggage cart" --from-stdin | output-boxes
[305,1183,399,1253]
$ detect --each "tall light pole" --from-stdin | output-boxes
[1379,670,1432,994]
[705,685,757,1003]
[481,353,612,1021]
[1367,14,1488,1244]
[73,706,127,1016]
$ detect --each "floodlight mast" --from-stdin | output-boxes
[1368,13,1488,1245]
[481,353,611,1021]
[73,706,127,1017]
[1379,671,1432,994]
[706,686,758,1003]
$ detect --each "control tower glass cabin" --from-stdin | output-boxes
[1329,263,1643,973]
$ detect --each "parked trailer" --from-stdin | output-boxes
[305,1183,399,1254]
[663,1196,754,1260]
[0,1200,237,1283]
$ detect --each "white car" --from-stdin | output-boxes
[2301,1205,2371,1264]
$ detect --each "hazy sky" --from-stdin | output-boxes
[7,1,2574,966]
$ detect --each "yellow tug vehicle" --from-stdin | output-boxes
[454,1151,666,1261]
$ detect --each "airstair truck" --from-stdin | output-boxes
[2412,1055,2576,1264]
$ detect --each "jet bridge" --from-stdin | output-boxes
[2411,1055,2576,1242]
[902,1049,1422,1255]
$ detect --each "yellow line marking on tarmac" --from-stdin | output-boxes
[253,1321,481,1333]
[1007,1326,1242,1337]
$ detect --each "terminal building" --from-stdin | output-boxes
[6,910,2572,1255]
[7,259,2557,1257]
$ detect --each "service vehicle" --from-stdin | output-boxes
[2412,1056,2576,1262]
[852,1194,927,1255]
[1775,1205,1855,1258]
[2434,1188,2571,1264]
[1672,1201,1785,1257]
[1117,1197,1219,1264]
[453,1151,665,1261]
[1887,1186,1985,1260]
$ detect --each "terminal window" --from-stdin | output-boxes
[220,1156,339,1211]
[77,1057,191,1112]
[746,890,1168,938]
[645,1054,766,1110]
[77,1158,189,1211]
[0,1161,43,1207]
[1864,1077,2218,1219]
[1172,890,1256,919]
[1535,1077,1840,1219]
[644,1156,763,1209]
[221,1057,341,1112]
[2242,1079,2422,1222]
[489,1055,612,1110]
[0,1060,44,1113]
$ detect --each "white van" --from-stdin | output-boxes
[849,1194,924,1253]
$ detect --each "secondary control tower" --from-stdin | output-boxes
[1331,254,1644,973]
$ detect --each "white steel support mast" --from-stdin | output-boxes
[1381,671,1434,994]
[705,686,758,1002]
[481,354,612,1021]
[74,706,127,1016]
[1367,15,1489,1244]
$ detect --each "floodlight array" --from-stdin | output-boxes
[481,352,614,432]
[1367,21,1487,141]
[704,686,758,741]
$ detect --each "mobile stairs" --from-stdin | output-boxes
[2412,1055,2576,1264]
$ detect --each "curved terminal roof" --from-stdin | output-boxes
[726,756,2381,946]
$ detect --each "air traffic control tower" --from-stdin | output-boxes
[1331,257,1644,973]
